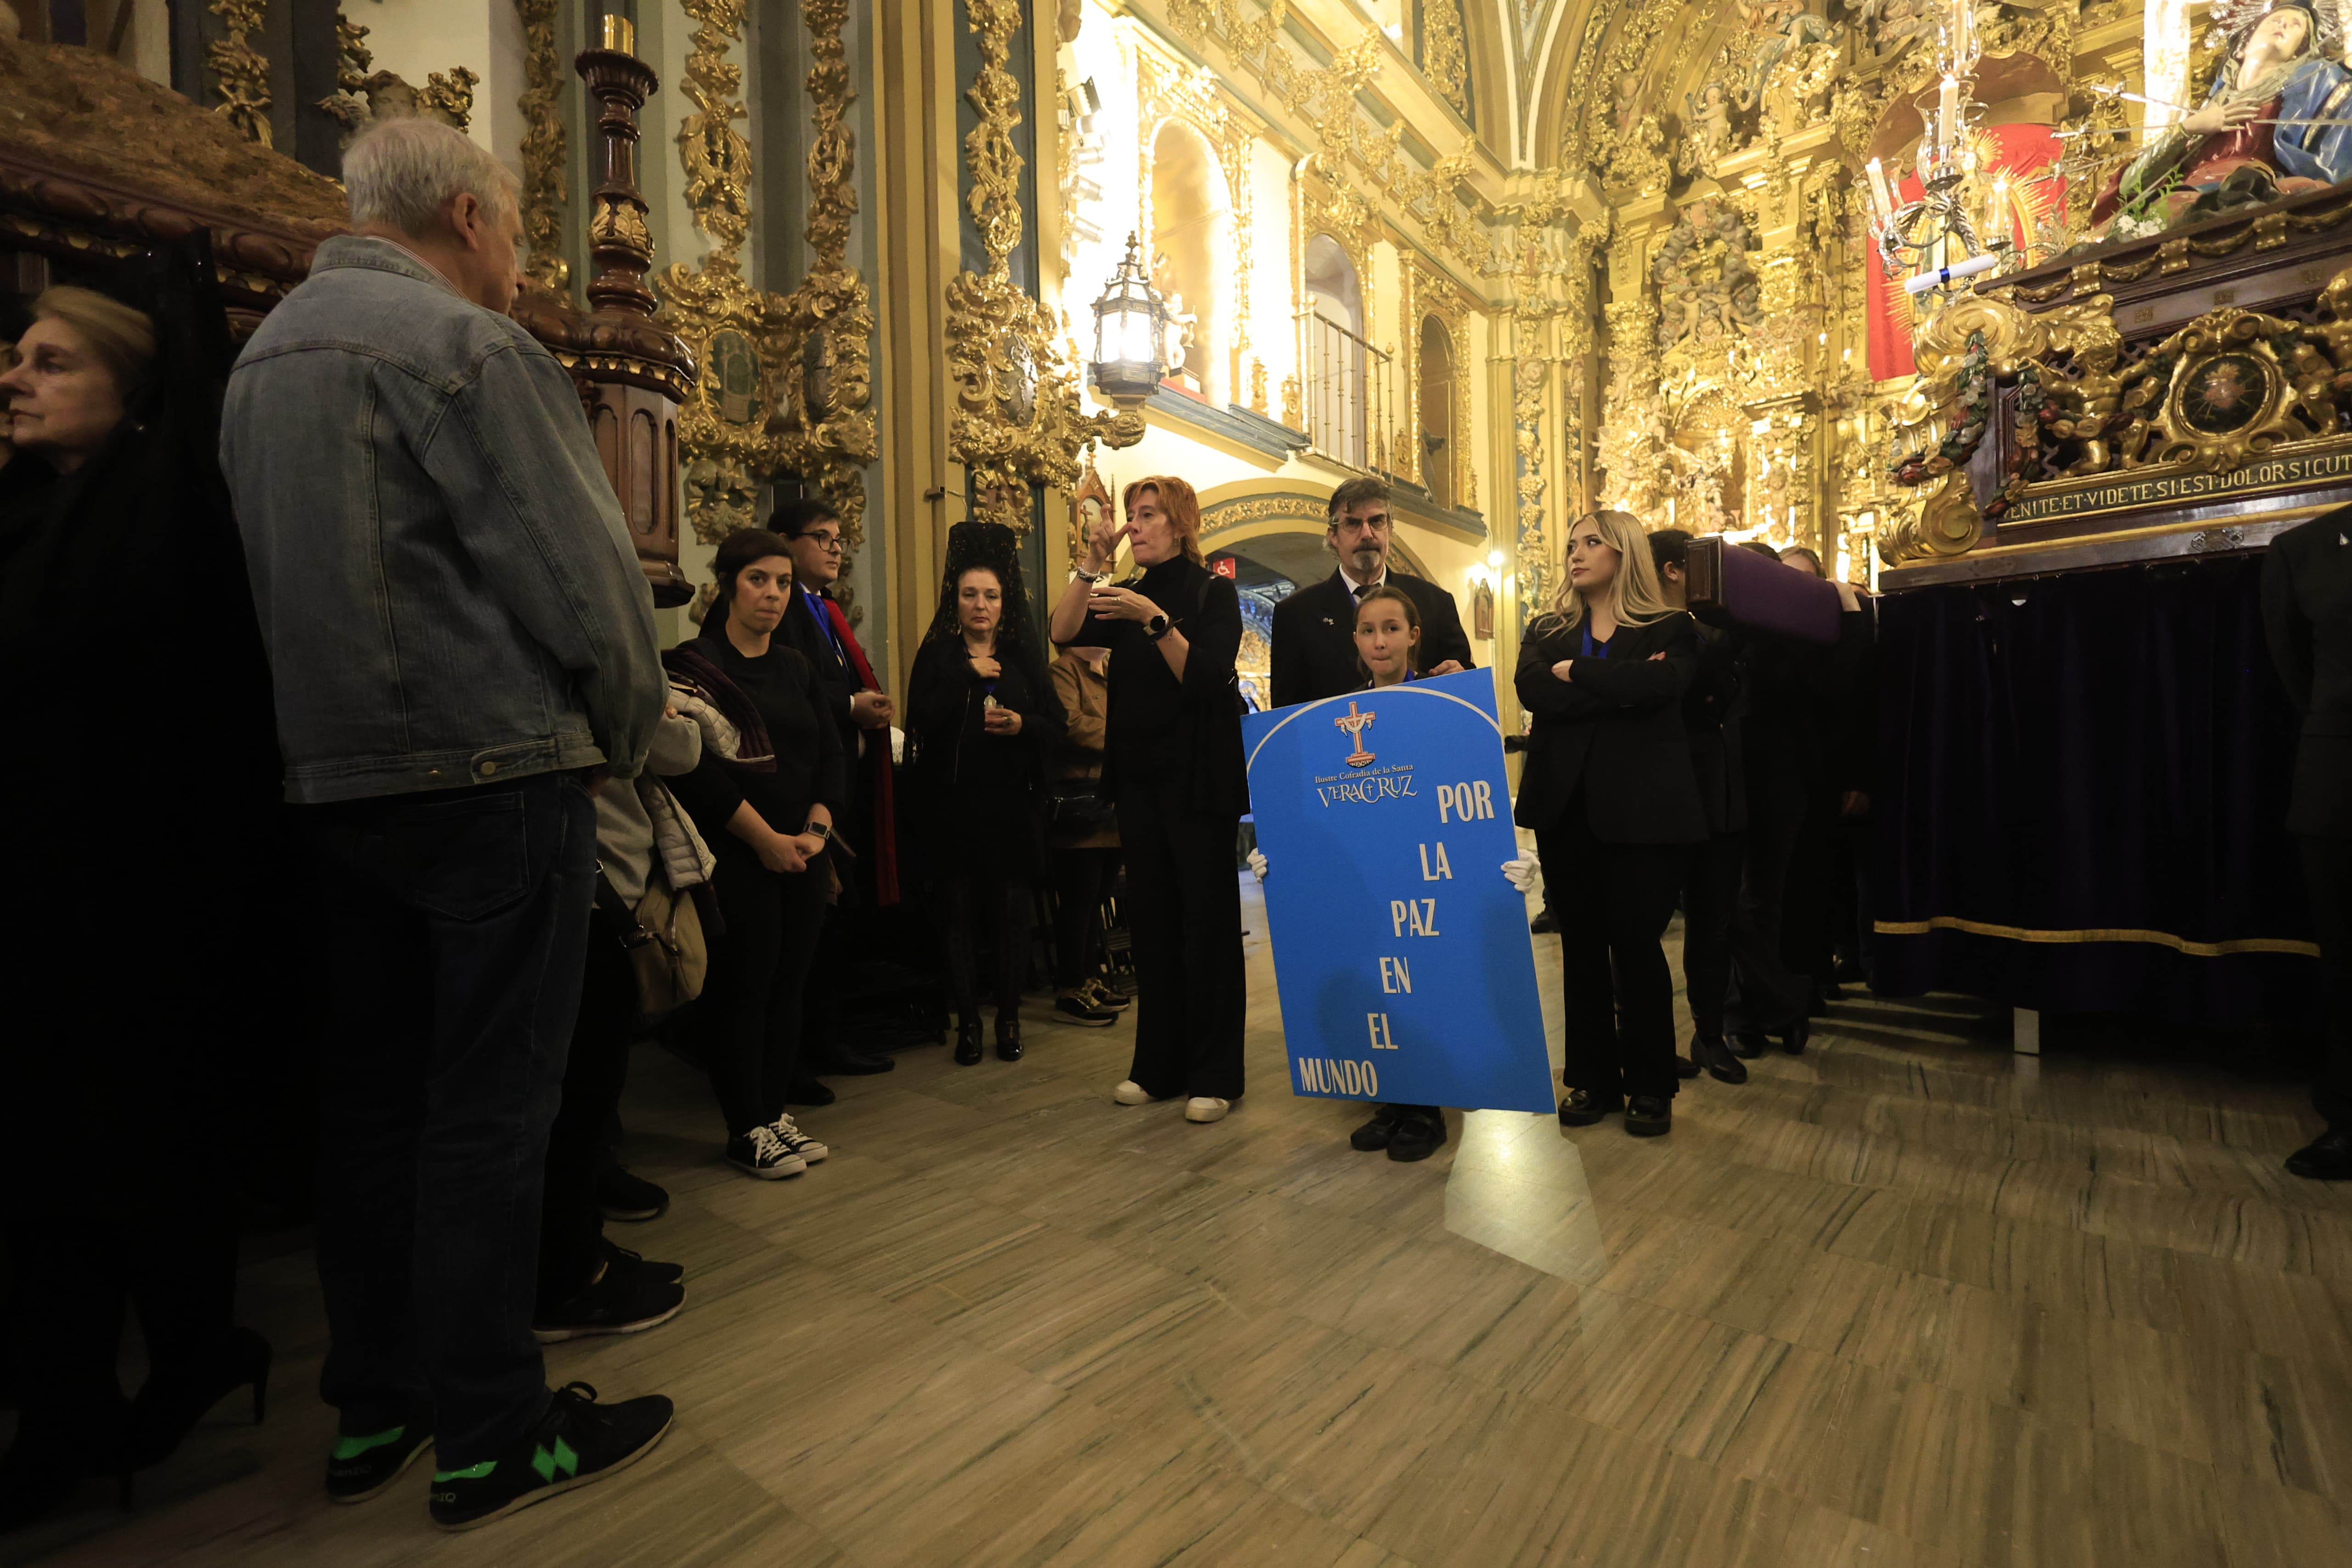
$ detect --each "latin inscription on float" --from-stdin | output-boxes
[2003,447,2352,525]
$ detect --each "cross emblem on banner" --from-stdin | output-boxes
[1334,701,1377,767]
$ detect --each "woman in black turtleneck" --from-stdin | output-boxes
[1048,475,1248,1123]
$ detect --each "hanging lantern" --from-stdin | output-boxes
[1089,232,1166,408]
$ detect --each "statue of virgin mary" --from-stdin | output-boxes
[2090,0,2352,241]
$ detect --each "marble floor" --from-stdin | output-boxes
[7,877,2350,1568]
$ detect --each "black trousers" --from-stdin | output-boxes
[701,849,829,1138]
[1725,764,1813,1033]
[1536,813,1686,1104]
[1682,831,1745,1039]
[1,1050,241,1461]
[536,903,639,1311]
[2301,836,2352,1131]
[300,772,595,1463]
[1053,846,1119,988]
[1116,777,1245,1099]
[942,874,1030,1021]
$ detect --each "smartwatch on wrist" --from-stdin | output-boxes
[1143,613,1171,641]
[805,821,834,843]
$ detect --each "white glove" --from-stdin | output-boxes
[1501,852,1540,892]
[1247,848,1269,882]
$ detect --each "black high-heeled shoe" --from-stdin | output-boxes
[953,1019,984,1065]
[126,1327,271,1471]
[995,1015,1023,1062]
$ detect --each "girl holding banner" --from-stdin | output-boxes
[1514,511,1707,1137]
[1249,586,1538,1160]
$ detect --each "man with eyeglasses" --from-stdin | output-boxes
[773,497,901,1083]
[1269,475,1474,709]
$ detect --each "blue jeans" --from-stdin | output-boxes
[297,772,596,1465]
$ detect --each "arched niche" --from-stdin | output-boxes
[1418,314,1456,509]
[1303,232,1369,465]
[1149,119,1235,406]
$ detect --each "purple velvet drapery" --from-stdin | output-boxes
[1871,554,2317,1028]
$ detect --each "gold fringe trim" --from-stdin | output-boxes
[1873,916,2318,958]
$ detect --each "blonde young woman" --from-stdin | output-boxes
[1514,511,1708,1136]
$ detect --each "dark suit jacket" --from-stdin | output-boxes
[1270,568,1475,707]
[1513,611,1708,845]
[2262,510,2352,836]
[1685,624,1747,837]
[780,584,858,742]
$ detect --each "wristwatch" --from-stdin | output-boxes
[805,820,834,843]
[1070,566,1110,585]
[1143,613,1171,641]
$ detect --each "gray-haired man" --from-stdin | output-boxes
[221,117,671,1531]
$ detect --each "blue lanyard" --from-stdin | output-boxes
[801,588,844,661]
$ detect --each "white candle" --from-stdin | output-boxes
[1938,76,1961,155]
[1865,157,1895,220]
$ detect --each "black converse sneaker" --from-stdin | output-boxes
[767,1111,829,1164]
[725,1124,806,1179]
[327,1418,435,1503]
[428,1382,673,1530]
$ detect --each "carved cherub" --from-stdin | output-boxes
[2287,338,2341,437]
[2307,270,2352,396]
[1680,81,1737,172]
[1612,73,1645,136]
[2058,333,2128,476]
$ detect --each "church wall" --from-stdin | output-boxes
[356,0,529,168]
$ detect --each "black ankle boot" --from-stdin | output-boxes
[954,1019,984,1065]
[1690,1033,1749,1085]
[127,1327,271,1471]
[995,1013,1023,1061]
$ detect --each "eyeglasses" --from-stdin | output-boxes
[802,534,844,553]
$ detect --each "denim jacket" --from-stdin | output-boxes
[221,237,665,803]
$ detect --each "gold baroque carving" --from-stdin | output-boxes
[658,0,788,547]
[949,0,1142,534]
[678,0,755,254]
[209,0,272,146]
[1423,0,1470,120]
[772,0,879,549]
[515,0,569,294]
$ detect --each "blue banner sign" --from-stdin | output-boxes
[1242,668,1555,1114]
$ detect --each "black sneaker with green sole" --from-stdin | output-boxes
[327,1420,435,1503]
[428,1382,672,1531]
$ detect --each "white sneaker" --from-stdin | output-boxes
[1184,1097,1231,1124]
[1113,1080,1153,1105]
[769,1112,829,1164]
[727,1125,807,1179]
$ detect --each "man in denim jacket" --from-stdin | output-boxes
[221,118,672,1531]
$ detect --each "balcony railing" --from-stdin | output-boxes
[1301,310,1402,476]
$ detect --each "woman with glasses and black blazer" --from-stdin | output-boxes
[1515,510,1708,1138]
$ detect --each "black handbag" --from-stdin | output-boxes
[1048,777,1115,828]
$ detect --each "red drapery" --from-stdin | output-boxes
[1866,125,2064,382]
